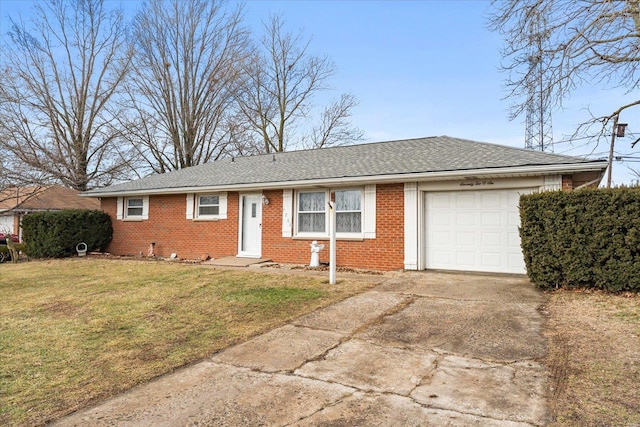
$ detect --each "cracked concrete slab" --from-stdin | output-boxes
[293,290,410,334]
[53,271,550,426]
[412,355,548,425]
[295,339,437,395]
[294,392,536,427]
[358,297,546,361]
[210,324,342,372]
[376,271,542,304]
[53,361,355,427]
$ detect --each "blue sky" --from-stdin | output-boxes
[1,0,637,184]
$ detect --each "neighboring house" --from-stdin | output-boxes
[0,185,101,241]
[83,136,608,274]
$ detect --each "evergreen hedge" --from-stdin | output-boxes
[519,187,640,291]
[21,210,112,258]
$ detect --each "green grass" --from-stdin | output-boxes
[0,258,377,426]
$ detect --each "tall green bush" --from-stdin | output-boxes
[21,210,112,258]
[520,187,640,292]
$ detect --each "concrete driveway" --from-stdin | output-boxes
[53,271,549,426]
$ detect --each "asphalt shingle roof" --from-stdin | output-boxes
[84,136,606,195]
[1,185,100,210]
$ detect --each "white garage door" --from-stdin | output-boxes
[0,214,13,234]
[424,188,535,274]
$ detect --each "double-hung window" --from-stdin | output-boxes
[298,191,326,233]
[296,189,362,237]
[126,198,144,217]
[335,190,361,233]
[186,192,227,220]
[197,195,219,217]
[117,196,149,220]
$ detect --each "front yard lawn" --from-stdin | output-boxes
[0,258,378,426]
[545,289,640,426]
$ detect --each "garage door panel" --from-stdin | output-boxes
[455,251,476,267]
[481,252,502,268]
[508,191,524,204]
[455,211,475,226]
[507,211,520,226]
[508,253,526,270]
[432,230,451,245]
[480,192,501,207]
[455,231,476,245]
[432,251,453,265]
[425,188,535,274]
[456,193,476,208]
[507,230,521,246]
[480,211,502,226]
[430,193,452,208]
[431,212,451,226]
[481,231,501,246]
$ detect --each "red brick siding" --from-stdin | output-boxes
[104,194,239,260]
[562,175,573,190]
[261,184,404,270]
[102,183,405,270]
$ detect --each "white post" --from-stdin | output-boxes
[329,198,336,285]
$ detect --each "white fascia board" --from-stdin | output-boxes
[83,161,608,197]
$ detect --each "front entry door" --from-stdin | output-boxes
[238,194,262,258]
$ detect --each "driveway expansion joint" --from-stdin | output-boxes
[51,271,549,427]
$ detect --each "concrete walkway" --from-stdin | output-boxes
[203,256,273,267]
[53,271,549,426]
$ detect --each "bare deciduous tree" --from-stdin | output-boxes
[236,15,363,153]
[303,93,363,149]
[489,0,640,140]
[0,0,135,191]
[125,0,250,173]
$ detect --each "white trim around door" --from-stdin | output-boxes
[237,193,263,258]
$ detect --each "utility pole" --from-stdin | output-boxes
[607,116,627,188]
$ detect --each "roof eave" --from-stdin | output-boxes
[82,161,609,197]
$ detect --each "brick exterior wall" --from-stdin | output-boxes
[104,193,239,260]
[562,175,573,190]
[102,183,405,271]
[261,184,404,270]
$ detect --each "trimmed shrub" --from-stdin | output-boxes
[0,243,26,262]
[520,187,640,292]
[21,210,112,258]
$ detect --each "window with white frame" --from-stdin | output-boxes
[186,192,227,220]
[197,195,219,217]
[117,196,149,220]
[296,189,362,236]
[126,197,144,218]
[298,191,326,233]
[335,189,362,233]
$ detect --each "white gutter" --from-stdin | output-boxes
[82,161,609,197]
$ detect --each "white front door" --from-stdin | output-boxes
[238,194,262,258]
